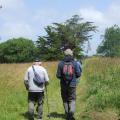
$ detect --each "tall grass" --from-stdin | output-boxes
[0,62,68,120]
[0,58,120,120]
[81,57,120,120]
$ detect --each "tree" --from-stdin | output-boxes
[97,25,120,57]
[0,38,37,63]
[37,15,97,60]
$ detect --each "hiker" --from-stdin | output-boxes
[24,59,49,120]
[56,49,82,120]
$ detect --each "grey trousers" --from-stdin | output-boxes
[61,84,76,117]
[28,92,44,120]
[63,100,76,115]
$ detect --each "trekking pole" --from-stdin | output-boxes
[45,84,50,119]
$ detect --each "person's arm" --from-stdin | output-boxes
[77,61,82,73]
[74,61,81,78]
[56,62,62,79]
[44,69,49,85]
[24,70,29,90]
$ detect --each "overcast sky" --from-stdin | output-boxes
[0,0,120,55]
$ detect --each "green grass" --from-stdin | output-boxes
[0,62,83,120]
[81,57,120,120]
[0,58,120,120]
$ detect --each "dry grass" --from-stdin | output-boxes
[0,58,120,120]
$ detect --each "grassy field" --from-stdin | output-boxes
[0,62,71,120]
[81,57,120,120]
[0,58,120,120]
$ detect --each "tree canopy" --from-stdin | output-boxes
[37,15,97,60]
[97,25,120,57]
[0,38,37,63]
[0,15,98,62]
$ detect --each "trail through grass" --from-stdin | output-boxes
[0,58,120,120]
[0,62,84,120]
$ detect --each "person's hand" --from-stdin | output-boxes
[25,85,29,90]
[45,81,49,86]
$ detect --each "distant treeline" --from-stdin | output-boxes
[0,15,120,63]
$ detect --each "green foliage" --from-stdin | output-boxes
[0,38,37,63]
[97,25,120,57]
[37,15,97,60]
[83,58,120,112]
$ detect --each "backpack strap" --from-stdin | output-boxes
[32,66,36,75]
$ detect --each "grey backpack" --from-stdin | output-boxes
[32,66,45,86]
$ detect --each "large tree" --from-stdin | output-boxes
[0,38,37,63]
[97,25,120,57]
[37,15,97,60]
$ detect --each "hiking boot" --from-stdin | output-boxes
[66,114,70,120]
[71,116,75,120]
[37,116,42,120]
[28,114,34,120]
[66,113,75,120]
[67,117,75,120]
[28,117,34,120]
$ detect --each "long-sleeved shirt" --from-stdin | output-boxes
[24,65,49,92]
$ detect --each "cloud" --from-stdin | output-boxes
[78,1,120,55]
[1,22,35,39]
[107,2,120,25]
[79,8,105,26]
[0,0,61,40]
[32,8,73,28]
[33,9,57,23]
[0,0,28,21]
[0,0,35,40]
[79,2,120,29]
[0,0,24,10]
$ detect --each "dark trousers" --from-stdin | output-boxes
[60,84,76,119]
[28,92,44,120]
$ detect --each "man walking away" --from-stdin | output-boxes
[56,49,82,120]
[24,59,49,120]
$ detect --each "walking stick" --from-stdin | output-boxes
[45,84,50,119]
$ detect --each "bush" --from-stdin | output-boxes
[0,38,37,63]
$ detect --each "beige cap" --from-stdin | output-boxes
[64,49,73,56]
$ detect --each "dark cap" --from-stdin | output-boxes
[34,58,40,62]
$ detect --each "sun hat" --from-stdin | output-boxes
[64,49,73,56]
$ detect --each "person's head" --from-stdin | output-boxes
[33,58,42,66]
[64,48,73,56]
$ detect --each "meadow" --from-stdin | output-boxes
[81,57,120,120]
[0,57,120,120]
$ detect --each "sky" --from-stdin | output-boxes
[0,0,120,55]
